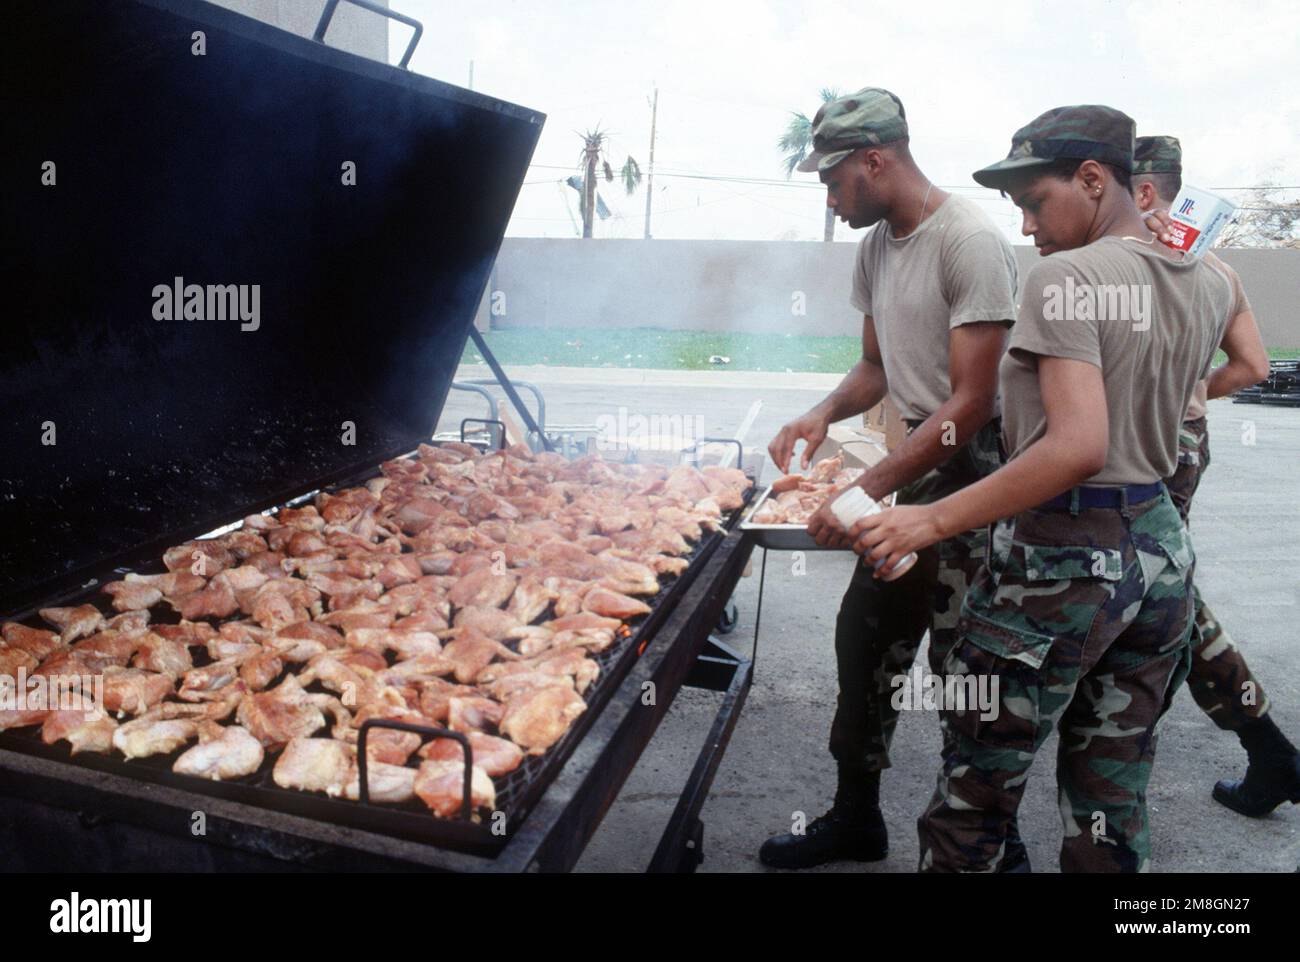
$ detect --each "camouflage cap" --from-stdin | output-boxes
[796,87,908,173]
[972,104,1136,189]
[1133,135,1182,174]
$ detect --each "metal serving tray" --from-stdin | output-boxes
[739,482,898,550]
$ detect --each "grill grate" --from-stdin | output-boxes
[0,452,754,855]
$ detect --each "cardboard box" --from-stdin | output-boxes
[863,396,907,452]
[1162,185,1236,258]
[811,423,889,470]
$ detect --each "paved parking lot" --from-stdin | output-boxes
[444,366,1300,872]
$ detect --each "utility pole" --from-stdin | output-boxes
[468,60,474,90]
[643,87,658,239]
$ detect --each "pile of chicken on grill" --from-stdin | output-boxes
[0,442,751,820]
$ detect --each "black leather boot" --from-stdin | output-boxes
[1213,716,1300,818]
[759,767,888,869]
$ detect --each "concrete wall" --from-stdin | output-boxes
[481,238,1300,348]
[205,0,389,62]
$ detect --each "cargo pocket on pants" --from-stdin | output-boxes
[973,541,1122,663]
[941,617,1045,753]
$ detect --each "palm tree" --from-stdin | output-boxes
[577,127,642,238]
[778,87,842,241]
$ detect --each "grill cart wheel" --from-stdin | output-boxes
[716,599,739,635]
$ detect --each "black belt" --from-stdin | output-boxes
[903,416,1002,433]
[1039,482,1165,512]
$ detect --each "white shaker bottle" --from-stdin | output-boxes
[830,487,918,581]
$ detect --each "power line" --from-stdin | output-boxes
[522,162,1300,197]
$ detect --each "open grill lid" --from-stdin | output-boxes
[0,0,544,613]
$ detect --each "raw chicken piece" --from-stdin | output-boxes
[238,648,284,691]
[595,554,661,596]
[112,704,209,759]
[447,695,505,733]
[152,621,218,649]
[163,540,234,575]
[414,759,496,818]
[70,631,141,671]
[273,620,345,657]
[448,568,518,610]
[173,722,264,780]
[481,670,576,702]
[272,737,353,797]
[344,706,424,765]
[236,674,350,750]
[101,580,162,612]
[507,575,555,624]
[807,455,843,484]
[419,731,522,777]
[664,464,712,501]
[318,603,393,632]
[499,685,587,754]
[101,667,175,716]
[582,587,651,619]
[131,632,193,677]
[644,554,690,577]
[345,760,417,804]
[549,612,622,633]
[39,605,105,644]
[415,678,477,723]
[0,646,38,679]
[1,623,62,660]
[42,708,117,755]
[451,606,523,641]
[345,628,442,660]
[438,629,517,684]
[298,651,392,712]
[105,610,153,636]
[174,573,239,621]
[479,647,600,694]
[179,659,243,701]
[0,707,50,731]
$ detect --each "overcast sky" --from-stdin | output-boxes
[392,0,1299,245]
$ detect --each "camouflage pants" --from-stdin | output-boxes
[918,490,1195,872]
[829,421,1003,773]
[1166,417,1270,729]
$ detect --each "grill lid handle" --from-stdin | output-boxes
[357,718,476,821]
[683,438,745,471]
[313,0,424,69]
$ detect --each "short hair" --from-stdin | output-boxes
[1040,157,1132,193]
[1133,171,1182,204]
[881,136,912,159]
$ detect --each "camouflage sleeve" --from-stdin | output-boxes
[1008,257,1102,368]
[940,228,1018,329]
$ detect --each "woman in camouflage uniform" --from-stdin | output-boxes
[850,105,1238,872]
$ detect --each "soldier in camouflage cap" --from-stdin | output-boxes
[1130,135,1300,820]
[762,88,1020,870]
[973,104,1135,189]
[851,105,1236,871]
[795,87,909,173]
[1132,134,1181,175]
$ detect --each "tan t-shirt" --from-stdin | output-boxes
[850,194,1018,422]
[1000,236,1233,485]
[1183,252,1251,421]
